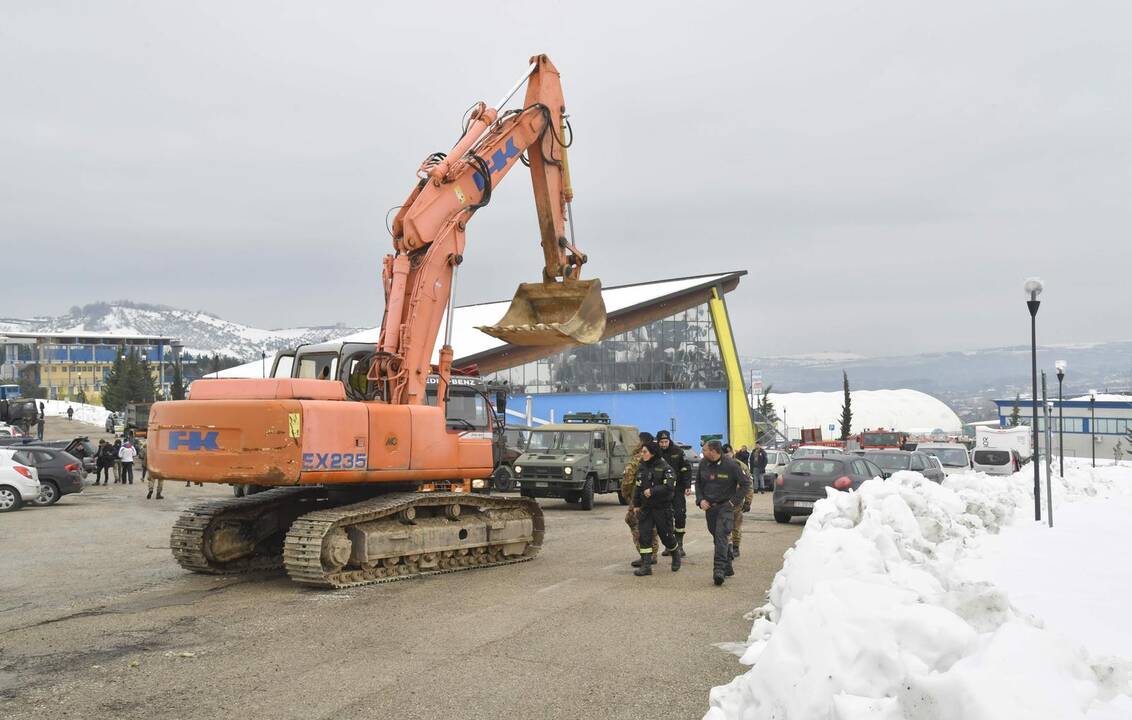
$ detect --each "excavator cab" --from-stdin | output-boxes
[477,279,606,346]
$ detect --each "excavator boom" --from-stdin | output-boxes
[378,54,605,406]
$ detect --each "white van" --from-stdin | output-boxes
[917,443,973,475]
[971,448,1021,476]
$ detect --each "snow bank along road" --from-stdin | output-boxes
[707,460,1132,719]
[0,482,800,720]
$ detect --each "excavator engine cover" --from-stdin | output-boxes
[477,279,606,346]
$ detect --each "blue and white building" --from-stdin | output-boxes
[994,393,1132,461]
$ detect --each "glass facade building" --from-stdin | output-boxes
[485,302,727,395]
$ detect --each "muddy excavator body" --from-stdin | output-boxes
[149,55,595,589]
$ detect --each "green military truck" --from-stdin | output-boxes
[513,413,638,510]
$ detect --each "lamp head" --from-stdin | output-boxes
[1024,277,1044,300]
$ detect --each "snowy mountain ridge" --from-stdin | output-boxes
[0,301,366,360]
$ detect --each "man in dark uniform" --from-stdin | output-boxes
[656,430,691,558]
[633,441,680,576]
[695,439,751,586]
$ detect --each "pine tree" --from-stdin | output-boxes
[1009,394,1022,427]
[136,354,158,402]
[756,384,778,444]
[75,388,88,405]
[171,362,185,400]
[102,347,128,412]
[839,371,852,441]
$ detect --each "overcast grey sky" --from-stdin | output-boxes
[2,1,1129,357]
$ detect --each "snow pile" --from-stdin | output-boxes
[705,462,1132,720]
[36,399,111,427]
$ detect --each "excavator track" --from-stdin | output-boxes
[283,492,544,589]
[170,487,331,574]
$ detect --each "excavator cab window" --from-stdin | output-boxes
[295,353,338,380]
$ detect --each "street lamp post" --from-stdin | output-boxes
[1055,361,1066,478]
[1089,390,1097,468]
[1025,278,1043,522]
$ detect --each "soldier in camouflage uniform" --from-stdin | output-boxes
[724,444,755,558]
[623,432,658,567]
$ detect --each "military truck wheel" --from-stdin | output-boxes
[773,511,791,524]
[616,489,628,506]
[580,477,595,511]
[492,466,515,492]
[563,493,580,503]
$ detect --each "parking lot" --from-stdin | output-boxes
[0,423,801,719]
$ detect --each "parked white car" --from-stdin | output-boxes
[917,443,973,475]
[0,447,42,512]
[763,449,791,477]
[971,448,1022,476]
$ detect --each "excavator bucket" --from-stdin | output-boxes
[477,279,606,346]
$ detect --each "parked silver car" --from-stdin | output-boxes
[864,450,946,483]
[917,443,973,475]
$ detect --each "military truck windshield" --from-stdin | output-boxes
[527,431,556,451]
[560,432,592,451]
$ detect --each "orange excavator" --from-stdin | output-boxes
[148,55,606,588]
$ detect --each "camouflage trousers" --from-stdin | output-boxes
[731,488,755,546]
[625,508,659,554]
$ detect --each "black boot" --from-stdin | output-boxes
[633,553,653,576]
[670,546,681,572]
[631,553,644,568]
[146,490,152,499]
[732,544,741,558]
[677,535,687,557]
[713,573,725,586]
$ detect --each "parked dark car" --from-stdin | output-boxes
[863,450,946,483]
[773,455,883,523]
[38,437,99,475]
[10,447,85,505]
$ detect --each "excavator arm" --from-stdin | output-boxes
[376,55,605,407]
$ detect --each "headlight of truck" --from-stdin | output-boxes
[513,465,522,475]
[563,466,573,475]
[472,479,486,489]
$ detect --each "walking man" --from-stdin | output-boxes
[695,440,750,586]
[622,432,658,567]
[141,440,162,499]
[66,405,74,421]
[632,441,680,575]
[656,430,691,558]
[723,444,755,559]
[752,444,769,494]
[118,439,136,484]
[111,439,122,482]
[36,413,45,441]
[97,440,115,485]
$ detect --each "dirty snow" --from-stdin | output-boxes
[35,399,111,427]
[705,460,1132,720]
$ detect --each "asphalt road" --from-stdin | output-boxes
[1,422,801,720]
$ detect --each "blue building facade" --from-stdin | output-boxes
[519,388,728,447]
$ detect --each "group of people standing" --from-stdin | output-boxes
[623,432,766,586]
[92,437,151,494]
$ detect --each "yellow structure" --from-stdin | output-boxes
[708,287,755,449]
[39,363,111,404]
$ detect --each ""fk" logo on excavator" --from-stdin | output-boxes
[168,430,220,451]
[472,138,520,191]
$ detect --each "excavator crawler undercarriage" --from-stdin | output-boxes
[171,489,544,589]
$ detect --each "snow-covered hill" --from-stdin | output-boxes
[0,302,366,360]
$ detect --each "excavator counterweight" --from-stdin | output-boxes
[477,278,605,345]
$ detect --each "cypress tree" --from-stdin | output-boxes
[1009,394,1022,427]
[839,371,852,441]
[171,362,186,400]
